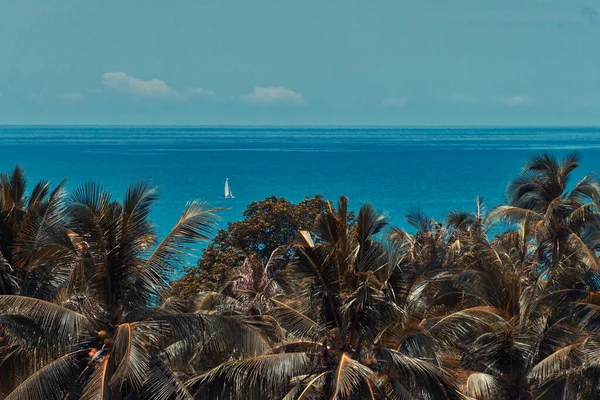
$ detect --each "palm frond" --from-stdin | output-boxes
[80,354,115,400]
[427,307,506,349]
[570,173,600,203]
[110,321,160,390]
[271,298,320,339]
[189,352,311,399]
[285,371,329,400]
[0,295,91,341]
[529,343,581,383]
[26,180,50,210]
[1,166,27,210]
[137,201,219,298]
[5,350,85,400]
[378,347,459,399]
[488,206,542,225]
[155,313,269,361]
[405,209,438,234]
[12,180,78,298]
[0,252,18,294]
[565,230,599,270]
[330,353,374,399]
[143,356,194,400]
[464,372,498,400]
[270,340,322,354]
[120,181,158,256]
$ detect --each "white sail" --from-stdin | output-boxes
[224,178,234,198]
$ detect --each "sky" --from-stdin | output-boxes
[1,0,600,125]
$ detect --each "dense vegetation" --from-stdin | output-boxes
[3,153,600,399]
[168,195,331,298]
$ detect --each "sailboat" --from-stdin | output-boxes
[224,178,234,199]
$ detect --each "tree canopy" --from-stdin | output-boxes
[3,153,600,399]
[167,195,331,298]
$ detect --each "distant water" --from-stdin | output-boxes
[2,125,600,266]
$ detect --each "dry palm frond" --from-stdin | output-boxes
[110,321,161,390]
[463,372,498,399]
[188,352,311,399]
[330,353,374,399]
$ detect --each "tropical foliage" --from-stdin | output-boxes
[168,195,330,297]
[3,153,600,399]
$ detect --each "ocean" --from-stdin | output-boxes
[2,125,600,267]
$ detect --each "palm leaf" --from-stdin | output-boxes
[270,340,322,354]
[565,231,599,270]
[189,352,311,399]
[80,354,115,400]
[26,180,50,211]
[271,298,320,339]
[488,206,542,225]
[427,307,505,349]
[1,166,27,210]
[67,182,121,306]
[143,356,194,400]
[119,182,158,269]
[5,350,85,400]
[0,252,18,294]
[110,322,160,390]
[121,182,157,240]
[529,343,581,383]
[464,373,498,399]
[378,347,459,399]
[156,312,269,362]
[330,353,374,399]
[137,201,219,298]
[0,295,91,341]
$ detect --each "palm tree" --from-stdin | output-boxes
[218,247,289,315]
[6,152,600,399]
[0,166,75,297]
[433,200,600,399]
[0,181,231,399]
[187,197,460,399]
[490,153,600,274]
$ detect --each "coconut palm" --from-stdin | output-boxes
[187,197,460,399]
[433,205,599,399]
[0,181,242,399]
[490,153,600,274]
[0,166,76,297]
[218,247,289,315]
[5,152,600,399]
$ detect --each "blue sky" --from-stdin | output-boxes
[2,0,600,125]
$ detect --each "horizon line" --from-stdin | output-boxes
[1,124,600,129]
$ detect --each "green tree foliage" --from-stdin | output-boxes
[5,153,600,399]
[167,195,330,298]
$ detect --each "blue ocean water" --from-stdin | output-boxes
[2,125,600,266]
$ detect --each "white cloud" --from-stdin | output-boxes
[381,97,408,108]
[502,94,533,106]
[185,87,231,102]
[102,72,179,99]
[187,87,217,97]
[240,86,306,105]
